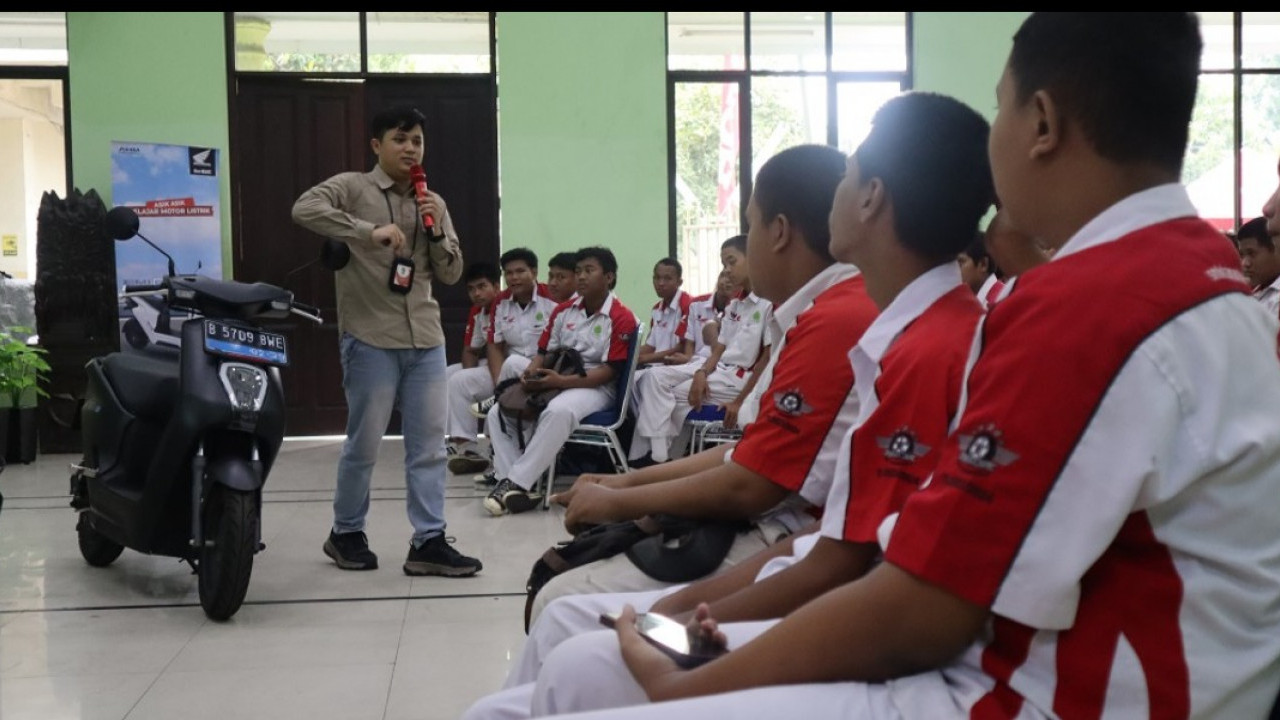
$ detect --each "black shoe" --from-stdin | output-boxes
[628,453,659,469]
[448,450,492,475]
[473,470,499,489]
[323,530,378,570]
[483,478,542,516]
[403,535,483,577]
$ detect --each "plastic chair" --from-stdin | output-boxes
[538,322,644,508]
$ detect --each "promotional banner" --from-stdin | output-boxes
[110,141,223,352]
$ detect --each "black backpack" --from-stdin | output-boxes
[494,348,587,449]
[523,513,750,632]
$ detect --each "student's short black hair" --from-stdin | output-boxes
[370,106,426,142]
[464,261,500,285]
[654,257,683,277]
[1238,216,1274,251]
[576,246,618,289]
[721,235,747,255]
[753,144,846,262]
[963,230,1002,278]
[499,247,539,271]
[855,92,994,262]
[1009,13,1201,175]
[548,251,579,272]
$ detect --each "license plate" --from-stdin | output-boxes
[203,319,289,366]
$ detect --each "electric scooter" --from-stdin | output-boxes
[69,205,327,620]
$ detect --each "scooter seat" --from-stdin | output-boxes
[100,352,181,422]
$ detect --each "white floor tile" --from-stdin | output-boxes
[0,673,156,720]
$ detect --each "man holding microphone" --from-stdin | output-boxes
[292,104,483,578]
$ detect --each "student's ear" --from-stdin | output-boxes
[370,137,382,156]
[860,177,888,223]
[1030,89,1062,160]
[771,213,793,253]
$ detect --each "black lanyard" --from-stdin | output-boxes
[381,188,419,254]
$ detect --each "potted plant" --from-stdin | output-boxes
[0,326,50,464]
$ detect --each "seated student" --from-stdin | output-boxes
[483,247,638,516]
[504,13,1280,719]
[529,144,874,623]
[448,248,558,475]
[545,251,580,304]
[956,229,1004,309]
[662,270,737,367]
[637,258,693,368]
[470,92,995,708]
[630,236,771,464]
[981,204,1049,287]
[445,262,500,468]
[1237,216,1280,318]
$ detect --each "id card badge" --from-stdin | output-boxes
[389,256,416,294]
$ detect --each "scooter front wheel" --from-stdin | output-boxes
[198,485,258,621]
[77,516,125,567]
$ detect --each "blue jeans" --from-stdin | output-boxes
[333,333,448,547]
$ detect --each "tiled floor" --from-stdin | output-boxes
[0,437,571,720]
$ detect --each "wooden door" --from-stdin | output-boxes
[231,76,499,436]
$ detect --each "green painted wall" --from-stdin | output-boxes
[67,12,232,274]
[913,12,1029,121]
[495,12,667,315]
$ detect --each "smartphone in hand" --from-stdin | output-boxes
[600,611,727,669]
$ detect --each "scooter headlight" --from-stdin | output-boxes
[218,363,269,412]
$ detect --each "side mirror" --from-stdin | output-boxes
[320,239,350,271]
[104,206,140,241]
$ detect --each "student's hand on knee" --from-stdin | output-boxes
[549,472,611,507]
[720,400,741,429]
[562,483,620,534]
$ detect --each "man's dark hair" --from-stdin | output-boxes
[1238,216,1274,251]
[370,105,427,141]
[549,251,579,272]
[855,92,994,262]
[1009,12,1201,175]
[464,261,500,284]
[655,257,683,277]
[753,144,847,262]
[500,247,539,271]
[721,235,747,254]
[576,246,618,289]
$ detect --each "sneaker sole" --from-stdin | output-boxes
[482,496,508,516]
[323,539,378,570]
[402,561,481,577]
[503,492,543,515]
[448,458,492,475]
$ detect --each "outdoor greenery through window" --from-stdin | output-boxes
[667,12,908,295]
[233,12,491,74]
[1187,12,1280,231]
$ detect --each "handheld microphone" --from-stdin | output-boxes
[408,164,435,231]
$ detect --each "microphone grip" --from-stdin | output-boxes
[411,176,436,230]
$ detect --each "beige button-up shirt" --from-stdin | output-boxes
[292,165,463,349]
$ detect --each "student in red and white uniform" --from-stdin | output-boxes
[545,251,580,304]
[637,258,693,367]
[957,229,1004,310]
[678,271,736,363]
[631,236,772,464]
[483,247,638,516]
[461,96,994,717]
[444,263,500,456]
[490,14,1280,720]
[528,144,873,626]
[1237,216,1280,320]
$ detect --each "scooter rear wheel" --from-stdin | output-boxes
[77,517,125,567]
[198,485,257,621]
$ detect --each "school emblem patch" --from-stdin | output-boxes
[773,389,813,416]
[957,424,1019,472]
[877,428,930,463]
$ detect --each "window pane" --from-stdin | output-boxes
[368,12,489,73]
[751,76,827,177]
[1243,12,1280,69]
[0,12,66,66]
[234,12,360,73]
[831,12,907,72]
[836,83,901,155]
[668,12,745,71]
[1197,12,1234,72]
[1242,74,1280,221]
[749,12,825,72]
[674,82,742,296]
[1185,74,1236,230]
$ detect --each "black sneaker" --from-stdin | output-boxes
[403,535,483,577]
[323,530,378,570]
[447,449,491,475]
[473,470,499,489]
[483,478,541,516]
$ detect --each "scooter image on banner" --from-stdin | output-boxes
[69,205,332,621]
